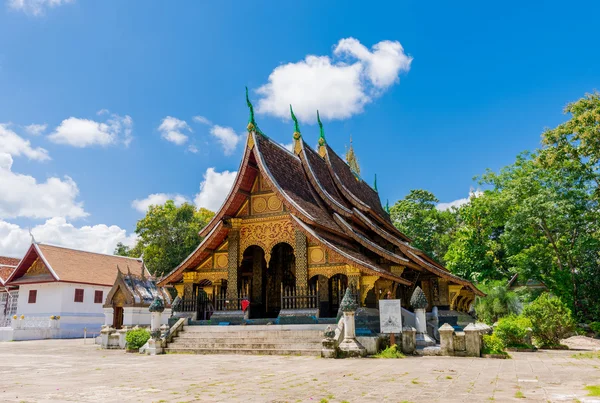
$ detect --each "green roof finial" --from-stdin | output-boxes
[373,174,378,192]
[384,199,390,214]
[317,110,326,147]
[290,105,301,140]
[246,87,263,135]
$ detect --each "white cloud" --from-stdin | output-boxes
[281,142,293,152]
[187,145,199,153]
[0,152,87,219]
[256,37,412,123]
[437,189,483,211]
[48,112,133,148]
[131,193,189,214]
[194,168,237,211]
[7,0,73,16]
[24,123,47,136]
[158,116,191,146]
[192,115,212,125]
[0,217,136,258]
[0,124,50,161]
[210,125,240,155]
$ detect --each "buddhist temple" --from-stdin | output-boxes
[158,92,483,324]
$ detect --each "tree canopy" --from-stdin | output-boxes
[115,200,214,277]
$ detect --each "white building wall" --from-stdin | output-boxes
[14,282,111,339]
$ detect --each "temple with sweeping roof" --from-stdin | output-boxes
[158,91,483,324]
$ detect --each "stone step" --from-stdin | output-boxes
[168,341,321,350]
[175,334,323,342]
[178,330,325,338]
[164,347,321,356]
[182,324,327,333]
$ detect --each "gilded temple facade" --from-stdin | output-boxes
[158,99,483,321]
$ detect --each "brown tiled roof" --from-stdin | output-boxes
[0,256,20,266]
[7,243,145,287]
[0,266,16,285]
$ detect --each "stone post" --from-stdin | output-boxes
[439,323,455,356]
[464,323,481,357]
[338,288,366,357]
[103,307,114,326]
[100,326,112,349]
[117,328,127,349]
[411,286,435,347]
[147,297,165,355]
[401,326,416,355]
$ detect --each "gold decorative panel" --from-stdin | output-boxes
[215,253,228,269]
[239,216,295,263]
[198,257,212,270]
[24,258,49,277]
[308,264,349,279]
[328,251,345,264]
[251,194,283,215]
[308,246,325,264]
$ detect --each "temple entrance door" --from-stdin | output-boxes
[328,274,348,317]
[113,306,123,329]
[240,246,267,318]
[264,243,295,318]
[194,280,213,320]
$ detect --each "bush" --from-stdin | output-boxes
[495,315,532,348]
[482,334,506,355]
[373,344,405,358]
[522,293,576,347]
[590,322,600,335]
[125,328,151,351]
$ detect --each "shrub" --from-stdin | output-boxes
[473,281,521,325]
[482,334,506,355]
[495,315,532,348]
[125,328,151,351]
[373,344,405,358]
[590,322,600,335]
[522,293,576,347]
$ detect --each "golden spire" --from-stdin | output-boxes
[345,136,360,176]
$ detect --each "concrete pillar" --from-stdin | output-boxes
[464,323,481,357]
[103,307,114,326]
[401,326,416,355]
[338,288,366,357]
[439,323,455,356]
[415,308,427,334]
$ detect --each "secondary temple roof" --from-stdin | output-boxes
[158,99,483,297]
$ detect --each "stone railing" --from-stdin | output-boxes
[439,322,492,357]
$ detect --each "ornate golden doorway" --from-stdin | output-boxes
[265,243,295,318]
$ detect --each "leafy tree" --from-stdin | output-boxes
[473,281,521,325]
[115,200,214,277]
[390,189,457,264]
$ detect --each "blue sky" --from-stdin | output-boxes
[1,0,599,257]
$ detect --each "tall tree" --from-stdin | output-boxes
[115,200,214,277]
[390,189,456,264]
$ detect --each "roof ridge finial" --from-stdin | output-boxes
[374,174,378,192]
[246,86,263,136]
[28,227,37,244]
[384,199,390,214]
[291,105,302,155]
[317,110,327,158]
[345,135,360,177]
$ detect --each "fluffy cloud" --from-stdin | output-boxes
[131,193,189,214]
[210,125,241,155]
[7,0,73,16]
[194,168,237,211]
[187,145,199,153]
[0,152,87,219]
[158,116,191,145]
[281,142,293,152]
[192,115,212,125]
[437,189,483,211]
[24,123,47,136]
[48,111,133,148]
[256,37,412,123]
[0,124,50,161]
[0,217,136,258]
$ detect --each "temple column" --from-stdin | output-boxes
[183,273,195,300]
[226,219,242,309]
[295,230,308,290]
[251,248,262,303]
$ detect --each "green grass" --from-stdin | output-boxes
[514,390,525,398]
[446,376,453,379]
[411,378,419,384]
[572,351,600,359]
[586,385,600,396]
[372,344,405,359]
[319,399,329,403]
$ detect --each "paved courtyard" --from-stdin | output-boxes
[0,339,599,402]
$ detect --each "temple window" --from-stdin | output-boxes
[74,288,84,303]
[28,290,37,304]
[94,290,103,304]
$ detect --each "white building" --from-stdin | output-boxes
[0,242,146,341]
[0,256,20,328]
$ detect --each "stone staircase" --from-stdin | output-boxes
[164,324,327,356]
